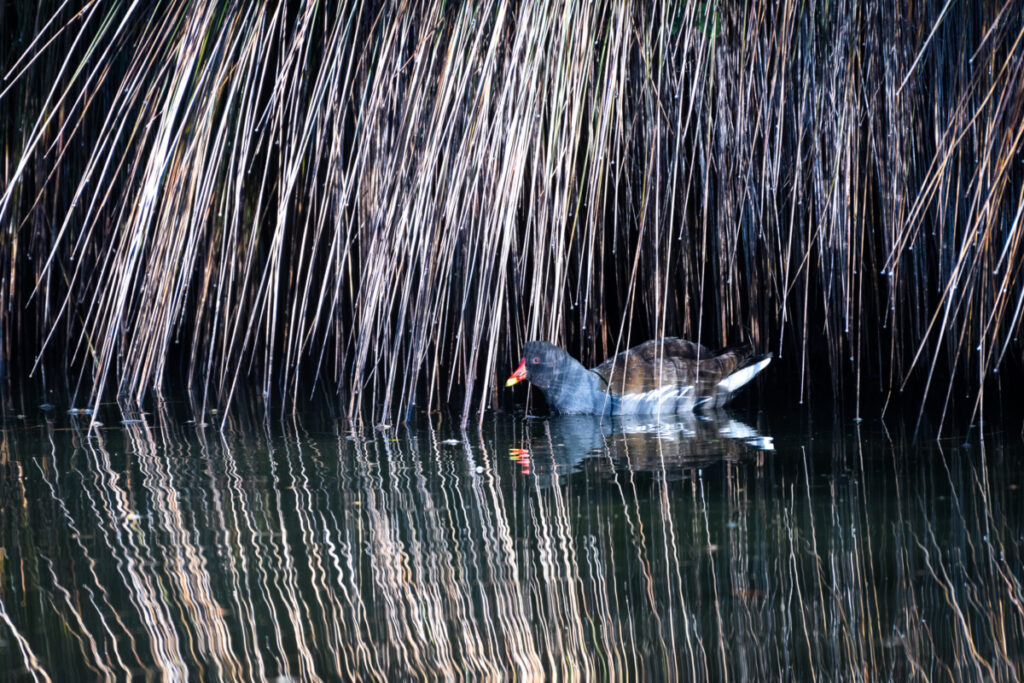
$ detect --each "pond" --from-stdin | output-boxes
[1,403,1022,680]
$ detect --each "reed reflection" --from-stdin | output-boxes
[0,411,1021,680]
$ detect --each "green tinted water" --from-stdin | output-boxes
[1,405,1021,680]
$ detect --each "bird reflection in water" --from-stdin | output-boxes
[508,412,774,486]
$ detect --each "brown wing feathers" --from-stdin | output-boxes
[591,338,752,396]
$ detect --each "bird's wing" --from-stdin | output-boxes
[592,338,735,395]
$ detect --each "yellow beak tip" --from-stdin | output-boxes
[505,378,520,387]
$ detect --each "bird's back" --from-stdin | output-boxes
[591,338,752,397]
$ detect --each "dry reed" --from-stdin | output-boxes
[0,1,1021,426]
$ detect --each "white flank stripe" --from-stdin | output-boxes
[618,385,694,415]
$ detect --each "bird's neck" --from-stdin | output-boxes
[544,360,610,415]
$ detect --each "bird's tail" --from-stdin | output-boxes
[716,352,772,394]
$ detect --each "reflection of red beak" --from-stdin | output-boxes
[505,358,528,386]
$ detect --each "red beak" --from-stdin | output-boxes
[505,358,528,386]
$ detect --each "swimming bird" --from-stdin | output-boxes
[505,338,771,415]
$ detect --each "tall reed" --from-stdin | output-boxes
[1,1,1021,426]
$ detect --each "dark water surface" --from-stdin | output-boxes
[1,405,1022,681]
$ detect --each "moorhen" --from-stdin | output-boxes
[505,338,771,415]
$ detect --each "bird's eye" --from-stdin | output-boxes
[532,357,540,364]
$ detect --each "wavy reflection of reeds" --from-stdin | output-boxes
[1,412,1022,680]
